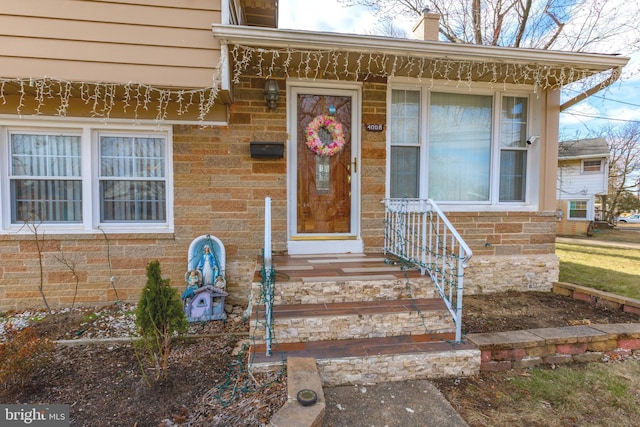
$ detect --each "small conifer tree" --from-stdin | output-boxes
[135,260,187,380]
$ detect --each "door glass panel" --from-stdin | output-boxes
[315,156,330,194]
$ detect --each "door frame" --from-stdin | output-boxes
[286,80,363,254]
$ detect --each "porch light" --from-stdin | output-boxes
[264,79,280,109]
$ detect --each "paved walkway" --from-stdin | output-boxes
[556,236,640,250]
[323,380,469,427]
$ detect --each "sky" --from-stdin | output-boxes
[278,0,379,35]
[278,0,640,139]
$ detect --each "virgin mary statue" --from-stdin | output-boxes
[197,245,218,287]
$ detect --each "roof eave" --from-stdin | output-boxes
[559,154,610,160]
[211,25,630,72]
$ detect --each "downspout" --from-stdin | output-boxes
[560,67,622,111]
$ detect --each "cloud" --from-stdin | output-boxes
[278,0,378,34]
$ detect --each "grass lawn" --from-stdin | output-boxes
[462,360,640,427]
[556,228,640,300]
[443,227,640,427]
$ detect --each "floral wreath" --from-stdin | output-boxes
[305,115,346,157]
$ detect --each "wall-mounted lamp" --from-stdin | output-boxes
[264,79,280,109]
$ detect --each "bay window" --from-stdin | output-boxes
[389,86,532,208]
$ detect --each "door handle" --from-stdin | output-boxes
[352,157,357,174]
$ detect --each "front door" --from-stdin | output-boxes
[288,85,361,254]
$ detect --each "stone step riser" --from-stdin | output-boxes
[250,309,453,344]
[250,277,437,306]
[250,348,481,386]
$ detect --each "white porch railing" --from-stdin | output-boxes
[383,198,473,343]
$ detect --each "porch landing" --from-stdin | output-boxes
[253,252,425,282]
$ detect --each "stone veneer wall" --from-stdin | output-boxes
[446,211,559,294]
[0,76,559,310]
[464,254,559,294]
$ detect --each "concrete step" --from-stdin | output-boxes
[250,298,453,344]
[249,333,480,386]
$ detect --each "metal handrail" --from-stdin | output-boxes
[383,198,473,342]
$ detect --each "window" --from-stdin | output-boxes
[428,92,492,202]
[582,159,603,173]
[388,86,532,207]
[499,97,528,202]
[99,135,166,222]
[568,200,588,219]
[1,122,172,233]
[389,89,420,198]
[10,133,82,223]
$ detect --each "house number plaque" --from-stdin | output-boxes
[365,123,384,132]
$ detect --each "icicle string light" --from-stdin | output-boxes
[0,43,616,121]
[1,55,223,122]
[228,43,613,95]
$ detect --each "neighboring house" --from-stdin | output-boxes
[557,138,610,235]
[0,0,629,311]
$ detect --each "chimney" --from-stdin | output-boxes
[412,8,440,41]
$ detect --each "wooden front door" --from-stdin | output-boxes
[296,93,353,235]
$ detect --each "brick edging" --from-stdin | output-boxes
[466,282,640,371]
[553,282,640,316]
[467,324,640,371]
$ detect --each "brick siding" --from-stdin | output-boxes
[0,76,558,310]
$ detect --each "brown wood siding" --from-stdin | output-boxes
[0,0,223,88]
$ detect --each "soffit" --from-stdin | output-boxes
[213,25,629,89]
[240,0,277,28]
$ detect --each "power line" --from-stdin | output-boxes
[561,110,640,124]
[563,88,640,108]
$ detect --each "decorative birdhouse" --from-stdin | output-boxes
[184,285,228,322]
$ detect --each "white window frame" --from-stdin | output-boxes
[568,199,589,220]
[386,80,538,212]
[582,159,603,174]
[7,129,84,224]
[0,120,174,234]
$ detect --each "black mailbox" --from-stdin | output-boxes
[250,142,284,159]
